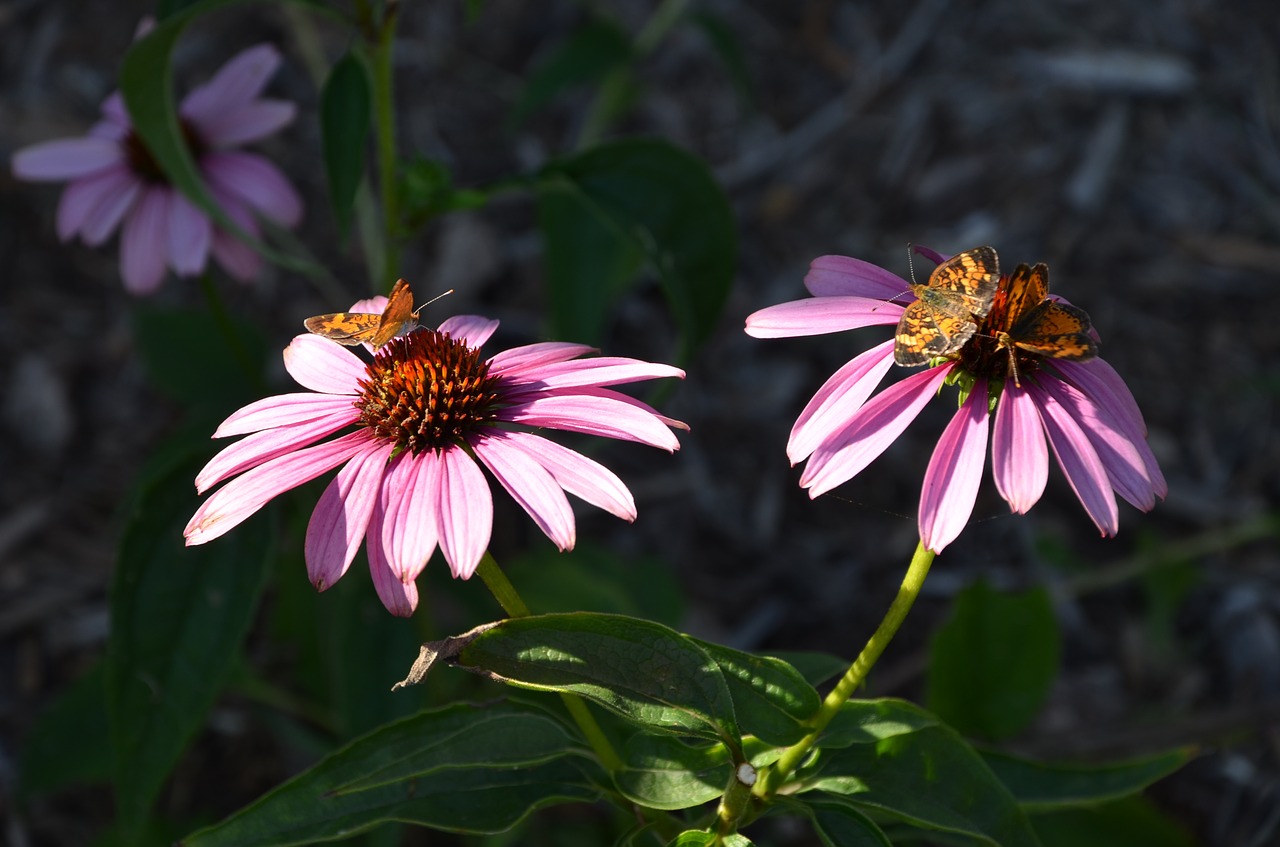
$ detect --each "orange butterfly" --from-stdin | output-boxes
[894,246,1001,366]
[992,263,1097,386]
[303,279,423,349]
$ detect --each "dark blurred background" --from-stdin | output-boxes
[3,1,1279,844]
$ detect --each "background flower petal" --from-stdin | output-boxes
[200,100,295,147]
[203,151,302,227]
[473,431,576,551]
[437,447,492,579]
[207,184,263,281]
[305,441,391,591]
[12,137,122,180]
[166,190,213,275]
[801,364,953,497]
[804,254,911,299]
[745,296,901,338]
[919,382,990,553]
[283,335,368,394]
[992,383,1048,513]
[788,339,896,464]
[119,188,170,294]
[181,44,283,131]
[55,165,139,243]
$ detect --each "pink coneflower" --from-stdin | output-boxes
[185,308,686,616]
[745,249,1165,553]
[11,43,301,294]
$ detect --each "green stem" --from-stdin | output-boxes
[474,553,625,771]
[575,0,690,150]
[369,5,401,287]
[756,540,936,798]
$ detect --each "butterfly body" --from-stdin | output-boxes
[992,263,1097,386]
[304,278,421,349]
[894,246,1001,366]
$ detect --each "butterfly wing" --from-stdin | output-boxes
[927,246,1000,318]
[303,312,381,345]
[1012,302,1098,359]
[370,279,420,348]
[895,301,977,365]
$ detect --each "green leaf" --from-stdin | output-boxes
[982,748,1194,810]
[1032,796,1195,847]
[183,702,602,845]
[131,304,266,410]
[108,434,274,837]
[691,639,821,746]
[18,662,111,797]
[802,699,1041,847]
[321,50,372,239]
[770,650,849,689]
[668,832,753,846]
[536,138,736,357]
[510,18,633,127]
[926,580,1061,740]
[794,796,893,847]
[119,0,329,276]
[814,697,940,749]
[441,613,740,746]
[616,734,731,810]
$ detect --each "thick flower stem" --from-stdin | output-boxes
[756,540,936,799]
[369,5,401,286]
[475,553,624,771]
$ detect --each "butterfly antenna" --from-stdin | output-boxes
[415,289,455,312]
[871,245,918,314]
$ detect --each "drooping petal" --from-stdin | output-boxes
[166,190,213,276]
[1038,376,1156,512]
[55,164,140,243]
[185,431,372,545]
[202,151,302,227]
[919,382,990,553]
[380,450,441,583]
[1027,383,1119,537]
[305,441,391,591]
[473,431,576,551]
[801,364,954,498]
[487,342,599,377]
[500,393,682,451]
[200,100,296,148]
[214,392,358,438]
[283,334,368,395]
[181,44,283,132]
[438,314,499,348]
[804,254,912,299]
[198,413,352,492]
[119,188,171,294]
[494,431,636,521]
[366,477,418,617]
[745,296,901,338]
[436,447,492,579]
[991,382,1048,513]
[1057,359,1166,499]
[12,137,123,181]
[912,245,947,266]
[788,339,896,464]
[503,357,685,390]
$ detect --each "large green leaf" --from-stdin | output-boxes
[793,796,893,847]
[18,662,111,797]
[109,433,274,837]
[667,832,753,846]
[615,734,731,810]
[320,50,372,238]
[1033,796,1195,847]
[800,699,1041,847]
[131,305,266,411]
[536,138,736,356]
[183,702,601,845]
[119,0,329,275]
[692,639,821,746]
[982,748,1193,810]
[927,581,1061,740]
[427,613,740,746]
[509,544,684,627]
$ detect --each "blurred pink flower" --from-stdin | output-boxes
[745,251,1165,553]
[11,44,301,294]
[185,309,686,616]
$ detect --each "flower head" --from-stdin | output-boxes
[745,249,1164,553]
[185,308,686,616]
[12,43,301,294]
